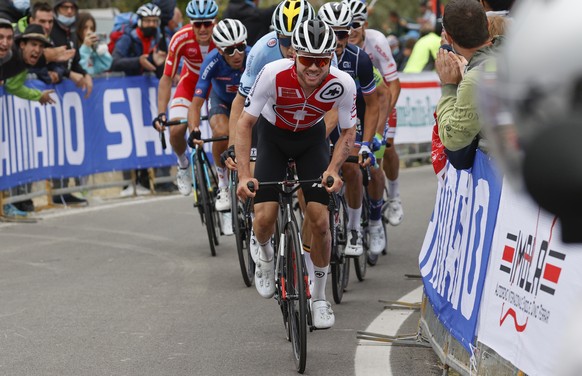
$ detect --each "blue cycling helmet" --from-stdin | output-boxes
[186,0,218,20]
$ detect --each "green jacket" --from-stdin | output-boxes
[436,40,500,151]
[4,70,42,101]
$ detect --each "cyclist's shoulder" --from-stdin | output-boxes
[168,26,194,51]
[248,32,279,59]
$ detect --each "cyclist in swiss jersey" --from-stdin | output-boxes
[187,19,251,212]
[152,0,218,196]
[236,20,357,329]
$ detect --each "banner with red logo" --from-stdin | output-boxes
[394,72,441,144]
[476,183,582,376]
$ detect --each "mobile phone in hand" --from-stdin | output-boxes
[440,44,453,52]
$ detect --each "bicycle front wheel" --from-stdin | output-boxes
[194,156,218,257]
[231,172,254,286]
[285,219,308,373]
[331,195,350,304]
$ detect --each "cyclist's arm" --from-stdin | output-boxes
[362,91,379,144]
[324,108,338,138]
[385,78,401,113]
[228,93,245,147]
[376,80,391,135]
[157,74,173,119]
[187,96,206,133]
[235,110,259,181]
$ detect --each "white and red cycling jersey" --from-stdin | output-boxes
[244,59,357,132]
[163,24,216,100]
[362,29,399,84]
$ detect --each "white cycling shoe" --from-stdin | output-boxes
[369,224,386,255]
[387,198,404,226]
[176,167,192,196]
[215,187,231,212]
[311,300,335,329]
[255,257,275,299]
[345,229,363,257]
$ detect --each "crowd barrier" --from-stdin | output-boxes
[419,150,582,375]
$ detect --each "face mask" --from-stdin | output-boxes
[141,27,157,38]
[56,13,76,27]
[12,0,30,12]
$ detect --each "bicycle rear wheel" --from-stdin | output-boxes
[194,155,218,256]
[285,219,308,373]
[354,196,368,281]
[230,172,254,287]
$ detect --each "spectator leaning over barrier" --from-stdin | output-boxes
[76,12,112,76]
[3,24,55,104]
[0,18,14,72]
[51,0,93,99]
[435,0,502,169]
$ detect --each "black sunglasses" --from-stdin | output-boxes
[334,30,350,40]
[351,21,364,29]
[223,43,246,56]
[192,20,213,28]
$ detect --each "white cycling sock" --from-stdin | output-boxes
[177,153,189,169]
[388,179,399,200]
[259,239,274,261]
[347,206,362,231]
[312,265,329,302]
[370,219,382,227]
[216,166,228,188]
[302,244,315,286]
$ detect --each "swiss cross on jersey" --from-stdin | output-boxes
[273,68,344,131]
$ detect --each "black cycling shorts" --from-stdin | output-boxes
[254,116,330,205]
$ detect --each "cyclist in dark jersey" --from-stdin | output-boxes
[187,19,251,213]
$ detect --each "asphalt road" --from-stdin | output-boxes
[0,165,442,376]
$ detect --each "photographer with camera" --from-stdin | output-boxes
[77,12,111,76]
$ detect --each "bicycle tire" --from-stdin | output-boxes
[331,194,349,304]
[354,196,368,281]
[204,158,222,247]
[285,219,308,373]
[231,171,254,287]
[194,154,217,257]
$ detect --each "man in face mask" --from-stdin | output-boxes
[50,0,93,99]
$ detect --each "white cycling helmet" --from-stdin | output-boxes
[478,0,582,242]
[343,0,367,21]
[213,19,247,48]
[318,2,353,28]
[292,19,336,55]
[136,3,161,27]
[272,0,315,37]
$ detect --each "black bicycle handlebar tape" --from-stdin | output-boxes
[326,176,334,188]
[166,119,188,126]
[161,132,167,150]
[247,181,255,192]
[187,130,202,148]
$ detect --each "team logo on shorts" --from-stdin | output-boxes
[318,82,344,101]
[267,38,277,48]
[195,88,203,95]
[244,96,251,107]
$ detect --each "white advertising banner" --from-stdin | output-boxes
[394,72,440,145]
[476,180,582,376]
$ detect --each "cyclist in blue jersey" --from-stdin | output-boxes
[318,2,384,256]
[187,19,250,213]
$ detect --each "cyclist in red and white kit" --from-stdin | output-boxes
[152,0,218,196]
[346,0,404,251]
[236,20,357,329]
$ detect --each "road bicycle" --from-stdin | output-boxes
[230,167,255,287]
[247,161,326,374]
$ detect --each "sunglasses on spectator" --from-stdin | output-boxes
[223,43,246,56]
[334,30,350,40]
[191,20,214,28]
[278,36,292,48]
[297,54,331,68]
[351,21,364,29]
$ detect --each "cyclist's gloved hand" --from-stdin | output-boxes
[220,145,236,166]
[152,112,166,131]
[187,130,202,149]
[372,133,387,161]
[360,142,376,167]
